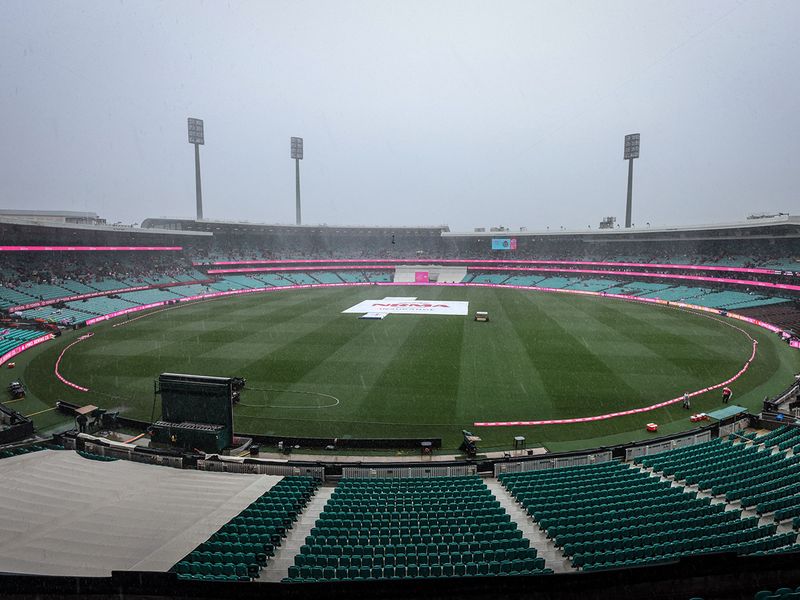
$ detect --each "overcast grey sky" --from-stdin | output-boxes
[1,0,798,230]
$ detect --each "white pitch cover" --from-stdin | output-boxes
[344,297,469,316]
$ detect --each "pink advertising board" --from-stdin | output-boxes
[196,257,794,278]
[0,333,55,366]
[0,245,182,251]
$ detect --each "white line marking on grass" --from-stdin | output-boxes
[111,297,220,328]
[25,406,57,417]
[238,387,341,409]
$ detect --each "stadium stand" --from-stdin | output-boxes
[173,476,319,582]
[613,282,675,296]
[534,276,575,289]
[746,588,800,600]
[563,278,619,292]
[638,436,800,506]
[639,285,711,301]
[67,296,138,315]
[216,274,271,289]
[76,449,118,461]
[500,460,797,571]
[51,279,97,294]
[4,258,796,324]
[308,271,343,284]
[471,274,510,284]
[14,282,73,301]
[117,288,183,304]
[0,328,48,356]
[167,283,214,297]
[3,215,800,331]
[280,273,318,286]
[253,274,293,287]
[0,443,62,459]
[285,476,549,582]
[3,217,800,597]
[336,271,369,283]
[365,271,392,282]
[738,303,800,332]
[88,277,135,291]
[17,305,94,324]
[0,286,39,309]
[498,274,546,286]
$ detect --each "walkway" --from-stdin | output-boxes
[260,485,334,582]
[484,478,573,573]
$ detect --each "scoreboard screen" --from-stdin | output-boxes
[491,238,517,251]
[158,373,234,447]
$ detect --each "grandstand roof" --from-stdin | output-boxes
[0,209,100,218]
[141,217,449,234]
[443,215,800,242]
[138,215,800,241]
[0,215,211,237]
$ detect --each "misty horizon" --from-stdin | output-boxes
[1,0,798,231]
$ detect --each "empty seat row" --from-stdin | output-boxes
[171,476,319,582]
[289,476,542,581]
[501,459,797,571]
[285,559,551,582]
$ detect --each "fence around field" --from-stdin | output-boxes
[493,449,614,476]
[196,456,325,479]
[341,464,477,478]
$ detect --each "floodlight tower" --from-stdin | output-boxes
[291,137,303,225]
[188,118,205,220]
[623,133,640,228]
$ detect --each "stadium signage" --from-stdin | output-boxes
[343,298,469,316]
[9,286,151,312]
[491,238,517,250]
[204,258,791,278]
[0,333,55,367]
[373,303,450,308]
[0,246,182,251]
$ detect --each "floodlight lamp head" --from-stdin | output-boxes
[624,133,640,159]
[188,118,204,145]
[291,136,304,159]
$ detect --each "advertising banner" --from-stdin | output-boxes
[343,298,468,316]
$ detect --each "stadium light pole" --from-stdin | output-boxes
[291,137,303,225]
[623,133,640,228]
[188,118,205,220]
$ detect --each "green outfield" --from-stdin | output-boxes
[5,285,799,451]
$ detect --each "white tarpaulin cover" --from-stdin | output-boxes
[0,450,281,576]
[343,297,469,316]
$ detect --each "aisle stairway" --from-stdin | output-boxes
[484,478,573,573]
[260,486,334,582]
[282,476,549,582]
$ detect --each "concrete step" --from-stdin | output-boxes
[259,486,334,582]
[484,478,573,573]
